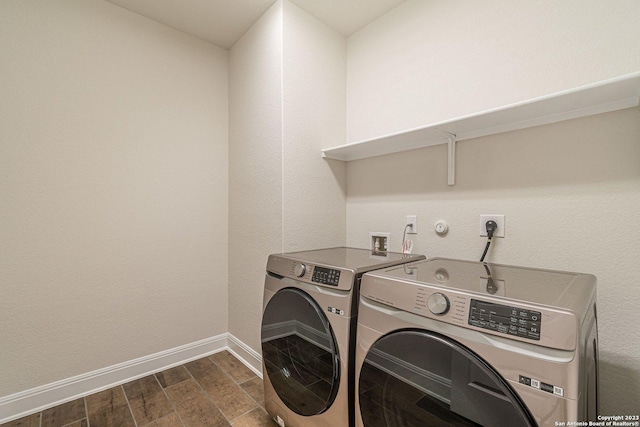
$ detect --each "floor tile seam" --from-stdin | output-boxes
[207,354,238,384]
[236,375,259,387]
[207,354,256,397]
[236,383,266,415]
[152,373,186,427]
[119,384,139,427]
[212,356,267,420]
[83,397,90,427]
[211,355,263,403]
[124,375,176,425]
[59,418,88,427]
[155,365,191,389]
[40,398,86,427]
[180,362,232,425]
[209,354,257,387]
[204,357,261,421]
[137,412,183,427]
[227,406,268,424]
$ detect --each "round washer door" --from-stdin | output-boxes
[261,288,340,416]
[359,330,535,426]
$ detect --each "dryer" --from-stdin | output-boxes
[355,258,598,427]
[261,247,425,427]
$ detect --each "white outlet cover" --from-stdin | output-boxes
[406,215,417,234]
[480,215,505,238]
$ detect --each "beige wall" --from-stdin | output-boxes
[347,0,640,142]
[0,0,229,397]
[282,0,347,252]
[229,2,284,354]
[345,0,640,414]
[228,0,347,353]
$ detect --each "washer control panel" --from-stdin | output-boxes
[312,266,341,286]
[361,263,584,351]
[469,299,541,341]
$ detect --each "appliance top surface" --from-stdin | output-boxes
[274,247,425,273]
[368,258,596,311]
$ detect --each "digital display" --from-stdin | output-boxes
[312,266,340,286]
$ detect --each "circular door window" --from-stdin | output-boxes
[359,330,535,426]
[261,288,340,416]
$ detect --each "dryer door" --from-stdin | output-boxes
[261,287,340,416]
[359,330,536,427]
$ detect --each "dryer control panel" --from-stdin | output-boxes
[469,299,541,341]
[312,266,341,286]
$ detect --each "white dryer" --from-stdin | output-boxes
[262,247,425,427]
[355,258,598,427]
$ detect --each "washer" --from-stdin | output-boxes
[355,258,598,427]
[261,247,425,427]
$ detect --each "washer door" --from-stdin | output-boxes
[359,330,535,426]
[261,288,340,416]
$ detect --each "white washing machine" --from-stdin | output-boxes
[355,258,598,427]
[261,247,425,427]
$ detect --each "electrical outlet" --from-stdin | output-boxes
[480,215,505,238]
[406,215,417,234]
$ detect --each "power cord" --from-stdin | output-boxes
[402,223,413,254]
[479,220,498,262]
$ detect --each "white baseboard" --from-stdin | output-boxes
[0,333,261,424]
[227,333,263,378]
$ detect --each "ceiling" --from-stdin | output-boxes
[105,0,406,49]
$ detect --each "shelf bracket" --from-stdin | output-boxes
[438,130,457,185]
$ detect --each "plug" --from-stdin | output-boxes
[480,215,504,237]
[485,220,498,238]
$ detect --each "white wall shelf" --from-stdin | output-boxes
[321,72,640,184]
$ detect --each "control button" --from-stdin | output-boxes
[540,382,554,394]
[427,293,450,315]
[519,375,532,386]
[294,263,306,278]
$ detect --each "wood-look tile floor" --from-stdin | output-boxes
[2,351,278,427]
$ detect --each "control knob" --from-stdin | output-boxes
[294,263,306,278]
[427,292,450,315]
